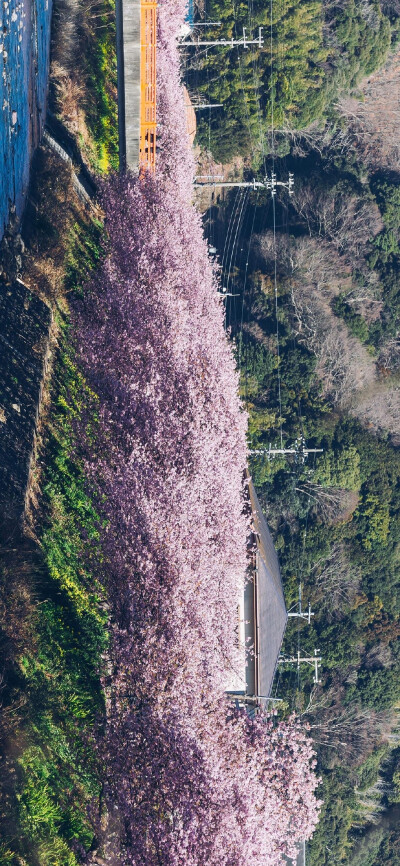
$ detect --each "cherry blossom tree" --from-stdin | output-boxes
[71,1,321,861]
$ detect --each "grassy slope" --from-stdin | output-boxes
[0,0,116,856]
[0,140,109,864]
[50,0,118,173]
[11,353,106,866]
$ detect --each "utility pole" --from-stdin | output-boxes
[194,171,294,195]
[227,693,283,703]
[194,103,223,109]
[249,438,323,461]
[194,175,265,189]
[195,174,224,181]
[226,693,283,715]
[265,171,295,197]
[195,179,265,189]
[187,94,223,109]
[247,695,282,703]
[287,584,314,624]
[181,26,264,48]
[217,287,240,298]
[278,649,322,685]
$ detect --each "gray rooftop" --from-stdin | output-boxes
[247,480,288,701]
[248,484,305,866]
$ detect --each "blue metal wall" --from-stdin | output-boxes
[0,0,52,238]
[185,0,194,26]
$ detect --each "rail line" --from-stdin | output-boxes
[116,0,157,174]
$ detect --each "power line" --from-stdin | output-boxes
[225,187,249,297]
[238,190,259,372]
[220,189,244,294]
[194,173,294,192]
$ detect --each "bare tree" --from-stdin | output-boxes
[283,240,377,405]
[296,482,359,526]
[337,48,400,171]
[301,686,396,767]
[354,382,400,436]
[253,231,400,436]
[364,643,394,671]
[378,336,400,372]
[292,187,383,262]
[274,122,330,159]
[380,0,400,15]
[359,0,381,29]
[308,542,361,619]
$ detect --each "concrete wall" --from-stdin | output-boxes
[116,0,141,171]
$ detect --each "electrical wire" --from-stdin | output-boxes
[238,190,260,371]
[190,0,321,710]
[225,187,249,295]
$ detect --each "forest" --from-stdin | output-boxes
[186,0,398,161]
[200,28,400,859]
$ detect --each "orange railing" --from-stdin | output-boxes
[140,0,157,173]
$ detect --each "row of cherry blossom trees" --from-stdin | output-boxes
[72,1,321,862]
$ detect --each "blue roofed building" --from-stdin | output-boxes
[185,0,194,26]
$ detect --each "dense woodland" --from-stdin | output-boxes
[187,0,399,161]
[198,26,400,859]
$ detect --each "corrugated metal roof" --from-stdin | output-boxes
[116,0,141,170]
[247,480,288,700]
[284,840,306,866]
[246,483,304,865]
[256,554,287,699]
[248,480,282,601]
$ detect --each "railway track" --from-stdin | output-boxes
[116,0,157,174]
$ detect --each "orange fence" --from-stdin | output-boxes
[140,0,157,173]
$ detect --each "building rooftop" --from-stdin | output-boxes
[245,479,288,704]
